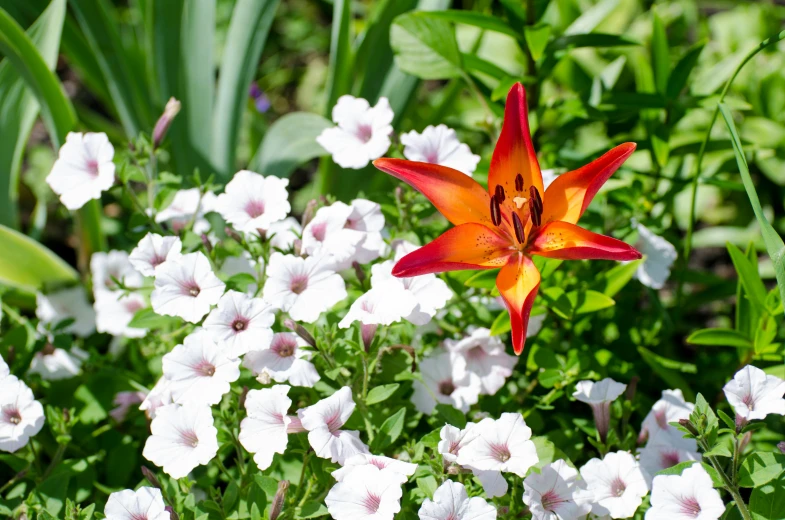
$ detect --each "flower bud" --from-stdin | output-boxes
[256,371,272,385]
[301,199,318,228]
[269,480,289,520]
[165,506,180,520]
[200,234,213,254]
[224,226,243,244]
[778,441,785,454]
[283,319,316,348]
[678,418,700,437]
[153,97,181,149]
[361,324,377,352]
[735,413,747,434]
[141,466,162,490]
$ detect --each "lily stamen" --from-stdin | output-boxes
[512,213,525,244]
[490,195,502,226]
[494,185,506,203]
[515,173,524,192]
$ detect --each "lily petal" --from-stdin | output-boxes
[392,223,514,277]
[529,221,642,261]
[374,158,492,226]
[489,83,543,215]
[496,255,540,355]
[541,142,636,225]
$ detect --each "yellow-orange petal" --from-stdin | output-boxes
[541,142,636,225]
[496,254,540,355]
[489,83,543,218]
[529,221,642,261]
[392,223,514,277]
[374,158,492,226]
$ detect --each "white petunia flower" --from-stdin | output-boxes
[151,252,226,323]
[633,222,678,290]
[267,216,302,251]
[95,291,147,338]
[372,256,452,326]
[155,188,217,234]
[29,346,86,380]
[139,377,174,420]
[243,333,320,387]
[325,464,403,520]
[216,170,290,234]
[338,284,417,328]
[444,328,518,395]
[638,440,701,484]
[645,464,724,520]
[301,202,363,268]
[332,454,418,483]
[91,250,144,296]
[344,199,387,264]
[316,95,393,169]
[573,378,627,441]
[36,287,96,337]
[202,290,275,357]
[401,124,481,176]
[129,233,183,276]
[579,451,648,519]
[418,479,497,520]
[0,355,9,379]
[142,404,219,479]
[438,424,507,498]
[412,352,481,415]
[640,389,695,445]
[523,459,591,520]
[262,252,347,323]
[723,365,785,421]
[456,413,538,477]
[46,132,115,210]
[297,386,370,464]
[239,385,293,470]
[162,331,240,406]
[0,375,45,453]
[104,487,169,520]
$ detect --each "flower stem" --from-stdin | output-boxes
[41,443,67,480]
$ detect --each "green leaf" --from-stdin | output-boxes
[373,407,405,451]
[548,33,639,52]
[212,0,280,175]
[464,269,498,290]
[650,11,669,95]
[666,42,704,99]
[727,242,768,314]
[637,346,695,401]
[532,436,556,469]
[564,0,620,35]
[0,2,75,148]
[422,10,517,38]
[0,223,78,292]
[750,477,785,520]
[366,384,400,405]
[296,502,329,519]
[180,0,215,168]
[127,308,181,330]
[739,452,785,488]
[686,328,754,349]
[567,290,615,314]
[720,103,785,307]
[736,242,760,338]
[250,112,332,178]
[595,260,641,297]
[69,0,149,137]
[524,24,552,62]
[324,0,353,113]
[435,403,466,429]
[0,0,64,229]
[416,476,438,499]
[390,12,463,80]
[490,311,512,336]
[656,461,724,487]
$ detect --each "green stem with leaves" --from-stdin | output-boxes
[698,438,751,520]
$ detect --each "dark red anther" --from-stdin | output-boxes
[490,195,502,226]
[494,185,506,203]
[515,173,524,192]
[512,212,525,244]
[529,186,543,227]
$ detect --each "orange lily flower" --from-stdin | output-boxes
[373,83,642,355]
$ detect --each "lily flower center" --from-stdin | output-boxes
[489,173,543,248]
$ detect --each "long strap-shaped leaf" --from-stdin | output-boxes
[0,0,64,229]
[0,223,78,292]
[212,0,280,176]
[720,103,785,307]
[0,2,105,257]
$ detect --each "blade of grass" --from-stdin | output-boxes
[719,103,785,307]
[0,0,65,229]
[212,0,280,176]
[0,223,79,292]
